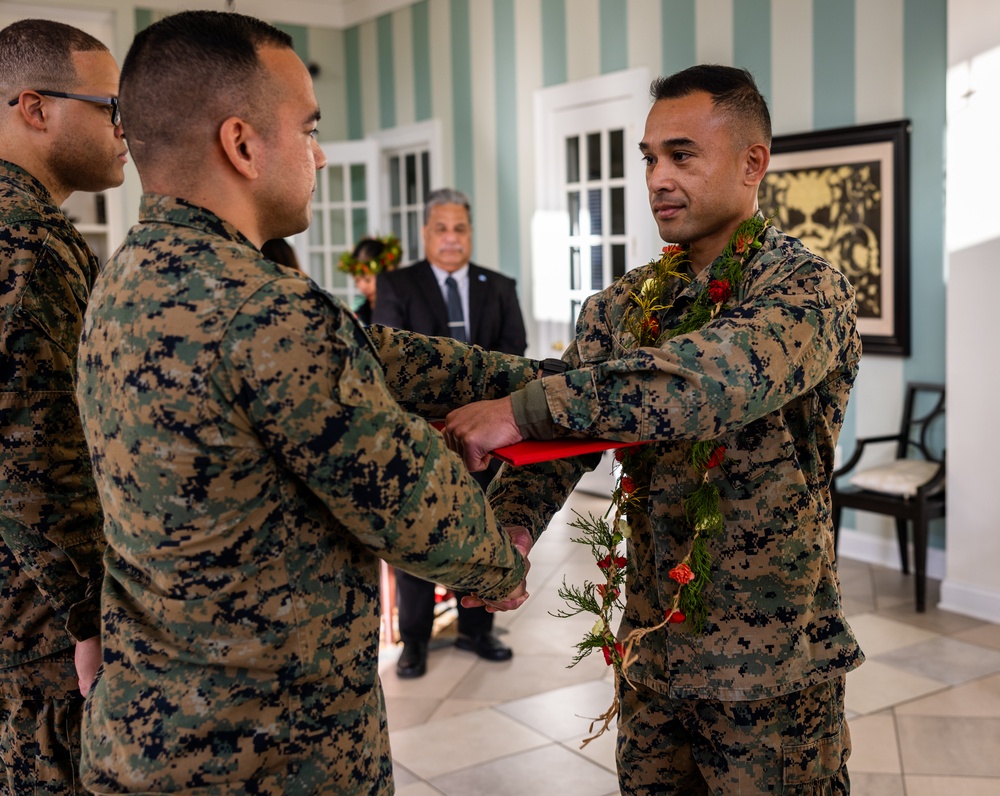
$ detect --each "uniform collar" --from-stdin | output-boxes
[0,158,56,206]
[138,193,257,249]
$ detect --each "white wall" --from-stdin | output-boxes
[941,238,1000,622]
[935,0,1000,621]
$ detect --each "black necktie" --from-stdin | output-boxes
[445,275,467,343]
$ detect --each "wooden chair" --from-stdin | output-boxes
[832,382,946,611]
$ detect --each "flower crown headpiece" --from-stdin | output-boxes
[338,233,402,277]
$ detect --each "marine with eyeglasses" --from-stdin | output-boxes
[0,18,126,796]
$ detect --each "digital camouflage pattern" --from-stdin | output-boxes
[76,194,532,795]
[1,158,104,795]
[0,650,84,795]
[490,223,865,700]
[616,676,850,794]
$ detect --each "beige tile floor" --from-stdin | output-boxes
[379,490,1000,795]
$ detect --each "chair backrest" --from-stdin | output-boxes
[898,382,946,463]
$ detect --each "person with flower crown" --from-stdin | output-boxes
[338,233,401,325]
[442,65,863,794]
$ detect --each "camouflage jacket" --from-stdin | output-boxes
[0,159,104,676]
[76,194,530,794]
[491,223,865,701]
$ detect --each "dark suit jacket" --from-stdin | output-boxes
[373,260,527,355]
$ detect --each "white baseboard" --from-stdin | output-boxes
[939,579,1000,624]
[839,528,1000,622]
[836,526,946,580]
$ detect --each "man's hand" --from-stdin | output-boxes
[444,397,523,472]
[74,636,101,696]
[462,526,533,613]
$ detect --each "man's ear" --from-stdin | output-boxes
[12,92,50,131]
[744,143,770,185]
[219,116,262,180]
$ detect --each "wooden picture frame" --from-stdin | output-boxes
[758,120,912,356]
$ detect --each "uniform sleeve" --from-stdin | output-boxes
[1,225,104,642]
[537,256,858,444]
[219,280,526,600]
[489,255,858,539]
[366,324,537,416]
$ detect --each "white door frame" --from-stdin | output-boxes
[531,68,654,343]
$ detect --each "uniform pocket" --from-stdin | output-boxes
[782,725,850,786]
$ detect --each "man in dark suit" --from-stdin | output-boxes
[374,187,528,678]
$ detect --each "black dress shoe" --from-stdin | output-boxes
[454,632,513,662]
[396,641,428,678]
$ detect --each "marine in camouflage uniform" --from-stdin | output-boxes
[0,158,105,794]
[485,222,864,793]
[76,194,533,795]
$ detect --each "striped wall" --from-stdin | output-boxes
[334,0,948,559]
[132,0,949,561]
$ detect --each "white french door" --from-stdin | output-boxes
[533,69,654,497]
[295,140,381,306]
[533,68,655,356]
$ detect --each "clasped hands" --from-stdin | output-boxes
[443,397,531,612]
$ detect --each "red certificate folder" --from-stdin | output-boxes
[429,421,643,466]
[491,437,644,466]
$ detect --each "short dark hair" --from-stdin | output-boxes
[119,10,292,171]
[0,19,108,100]
[650,65,772,147]
[352,237,385,263]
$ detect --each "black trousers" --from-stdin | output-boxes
[396,465,497,645]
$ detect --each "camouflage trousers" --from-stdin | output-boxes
[616,676,851,795]
[0,651,83,795]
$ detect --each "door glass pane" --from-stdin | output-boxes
[587,132,601,180]
[612,243,626,280]
[421,151,430,201]
[566,136,580,184]
[610,187,625,235]
[310,251,325,276]
[405,154,417,204]
[329,208,346,246]
[390,156,401,207]
[352,208,368,239]
[588,188,603,236]
[568,191,580,236]
[610,129,624,179]
[590,245,603,291]
[391,211,403,239]
[406,210,420,261]
[328,165,345,202]
[570,246,581,290]
[308,218,324,246]
[350,164,366,201]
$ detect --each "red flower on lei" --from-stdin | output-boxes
[597,554,628,572]
[668,562,695,585]
[706,445,726,470]
[597,583,621,600]
[708,279,732,304]
[602,642,624,666]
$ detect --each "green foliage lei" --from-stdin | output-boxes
[554,216,769,745]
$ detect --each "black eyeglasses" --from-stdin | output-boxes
[7,90,120,127]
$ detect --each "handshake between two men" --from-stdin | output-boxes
[443,394,534,614]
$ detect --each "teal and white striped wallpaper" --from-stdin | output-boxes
[324,0,949,553]
[185,0,950,556]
